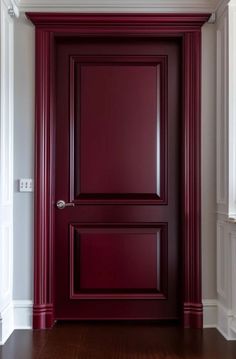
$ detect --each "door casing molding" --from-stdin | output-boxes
[26,12,209,329]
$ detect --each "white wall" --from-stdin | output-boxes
[13,14,34,301]
[12,14,217,323]
[201,22,217,301]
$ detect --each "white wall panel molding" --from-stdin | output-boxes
[215,2,236,338]
[216,0,230,19]
[215,0,236,20]
[2,0,19,17]
[216,12,228,211]
[216,211,229,218]
[216,1,236,218]
[0,301,33,344]
[11,0,218,13]
[0,0,14,345]
[216,221,227,300]
[228,3,236,218]
[217,302,236,340]
[0,303,13,345]
[215,219,236,339]
[203,299,236,333]
[230,232,236,333]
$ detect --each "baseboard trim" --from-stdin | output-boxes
[184,302,203,328]
[33,304,54,329]
[0,303,14,345]
[217,302,236,340]
[12,300,220,330]
[203,299,218,328]
[13,300,33,329]
[1,299,235,344]
[203,300,236,340]
[12,300,221,330]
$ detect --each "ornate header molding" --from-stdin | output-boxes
[27,12,210,29]
[14,0,219,14]
[1,0,20,17]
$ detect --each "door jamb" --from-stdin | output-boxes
[26,12,210,329]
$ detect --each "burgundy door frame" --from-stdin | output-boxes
[26,13,209,330]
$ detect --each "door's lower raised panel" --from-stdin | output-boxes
[69,223,168,300]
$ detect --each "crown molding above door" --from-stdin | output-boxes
[12,0,220,14]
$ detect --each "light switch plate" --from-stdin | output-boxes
[18,178,33,192]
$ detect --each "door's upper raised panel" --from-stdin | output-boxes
[79,64,158,195]
[70,55,167,204]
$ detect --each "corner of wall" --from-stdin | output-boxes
[0,301,33,344]
[0,303,14,345]
[217,302,236,340]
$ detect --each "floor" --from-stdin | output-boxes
[1,322,236,359]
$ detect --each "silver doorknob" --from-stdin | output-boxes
[56,200,75,209]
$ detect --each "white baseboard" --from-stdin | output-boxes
[1,299,236,344]
[3,300,220,332]
[0,302,14,345]
[217,302,236,340]
[203,300,236,340]
[203,299,218,328]
[13,300,33,329]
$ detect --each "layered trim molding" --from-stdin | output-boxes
[3,0,224,14]
[6,0,235,16]
[1,0,19,17]
[215,217,236,340]
[216,0,236,220]
[228,2,236,218]
[0,0,14,346]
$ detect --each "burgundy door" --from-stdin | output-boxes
[55,37,181,320]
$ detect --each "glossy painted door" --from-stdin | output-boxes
[55,37,181,320]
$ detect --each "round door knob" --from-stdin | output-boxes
[56,200,66,209]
